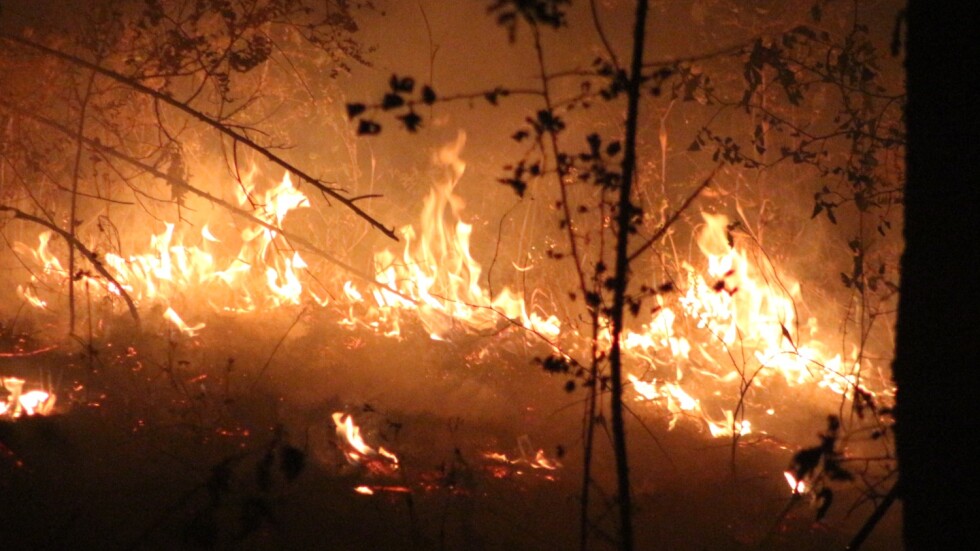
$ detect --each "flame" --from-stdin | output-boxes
[784,471,809,494]
[484,435,562,473]
[1,377,56,418]
[163,307,205,337]
[16,171,316,328]
[349,132,561,341]
[354,484,411,496]
[624,212,886,438]
[332,412,399,474]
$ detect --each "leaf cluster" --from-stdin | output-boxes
[487,0,570,42]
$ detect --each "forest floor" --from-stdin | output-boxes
[1,308,901,550]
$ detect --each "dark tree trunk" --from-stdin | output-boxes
[896,3,978,548]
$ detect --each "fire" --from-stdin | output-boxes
[484,435,562,476]
[163,307,205,337]
[15,171,317,330]
[101,171,312,314]
[354,484,411,496]
[784,471,809,494]
[332,412,399,475]
[624,212,886,438]
[11,135,891,463]
[349,132,562,341]
[1,377,56,418]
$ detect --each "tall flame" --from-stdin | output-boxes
[347,132,560,341]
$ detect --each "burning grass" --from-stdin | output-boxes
[0,136,898,548]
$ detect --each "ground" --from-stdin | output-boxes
[1,309,901,550]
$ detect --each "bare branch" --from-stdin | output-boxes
[0,33,399,241]
[0,204,141,328]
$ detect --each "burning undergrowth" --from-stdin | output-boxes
[0,133,897,548]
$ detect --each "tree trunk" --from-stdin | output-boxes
[895,3,977,548]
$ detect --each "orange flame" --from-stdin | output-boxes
[332,412,399,474]
[1,377,56,418]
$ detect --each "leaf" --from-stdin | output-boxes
[498,177,526,197]
[606,141,622,157]
[345,103,366,119]
[512,130,529,142]
[356,120,382,136]
[389,74,415,93]
[398,111,423,132]
[381,93,404,111]
[776,329,796,355]
[421,85,437,105]
[537,355,571,374]
[811,202,824,219]
[792,446,822,480]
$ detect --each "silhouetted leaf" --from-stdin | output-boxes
[357,120,382,136]
[499,177,527,197]
[381,93,404,110]
[398,111,423,132]
[389,74,415,93]
[421,85,437,105]
[537,355,571,374]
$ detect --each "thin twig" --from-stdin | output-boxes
[845,476,899,550]
[0,33,398,241]
[627,162,721,263]
[0,205,141,327]
[249,306,307,392]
